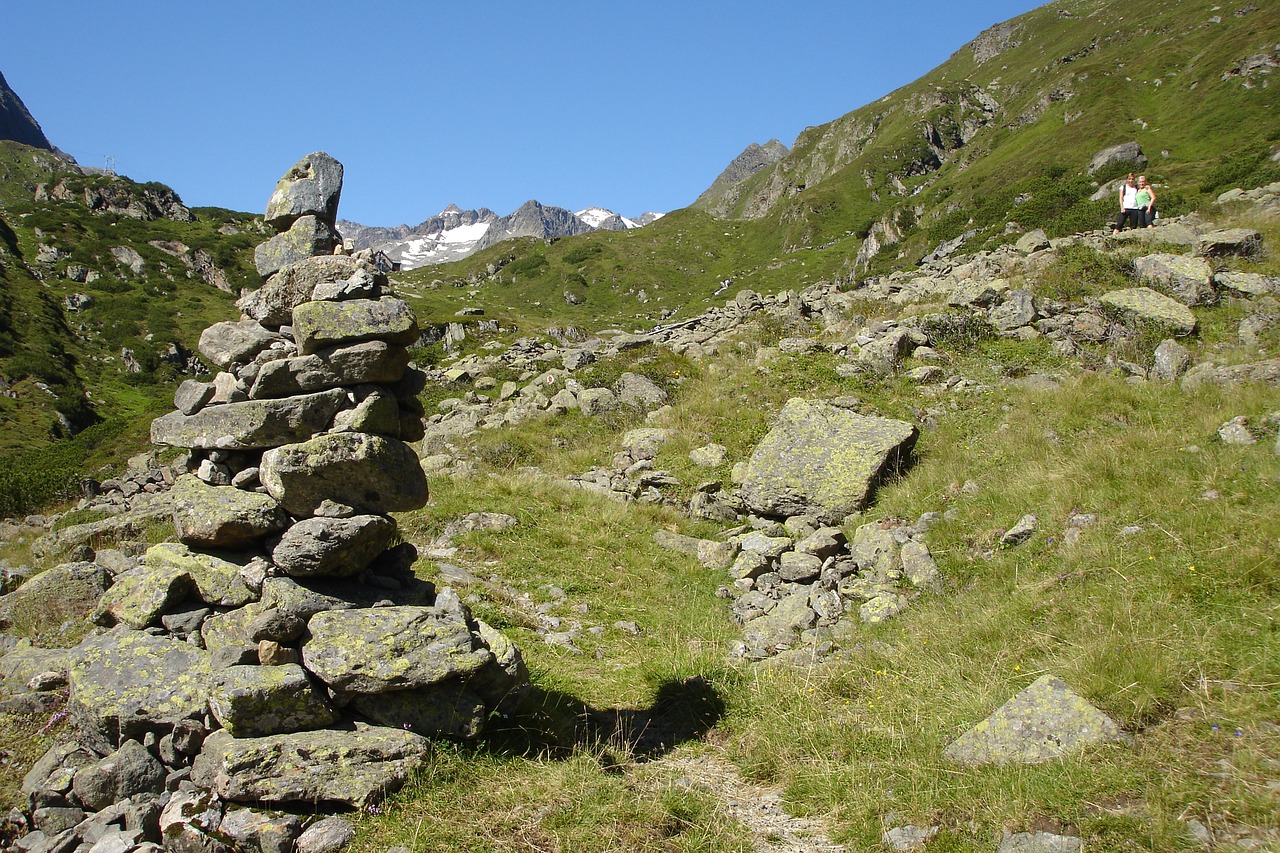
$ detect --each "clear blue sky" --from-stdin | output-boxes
[1,1,1043,226]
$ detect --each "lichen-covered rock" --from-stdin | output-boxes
[739,399,918,524]
[269,515,396,578]
[1194,227,1262,258]
[207,664,339,737]
[614,372,669,410]
[943,674,1126,765]
[1098,287,1197,335]
[291,297,419,355]
[302,606,492,701]
[219,808,302,853]
[171,475,290,549]
[1181,357,1280,390]
[68,626,211,749]
[264,152,343,230]
[0,562,108,632]
[198,319,287,371]
[141,542,259,608]
[92,562,193,629]
[150,389,348,450]
[1132,254,1215,306]
[238,255,385,328]
[349,680,488,740]
[254,215,339,278]
[741,590,817,649]
[250,340,410,399]
[259,432,428,516]
[191,726,430,809]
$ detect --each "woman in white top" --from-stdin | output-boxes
[1113,173,1141,231]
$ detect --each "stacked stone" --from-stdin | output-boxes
[5,154,528,851]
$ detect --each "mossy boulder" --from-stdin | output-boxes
[253,215,338,278]
[141,542,259,608]
[301,606,492,702]
[263,152,343,230]
[68,626,211,750]
[291,296,419,355]
[738,398,918,523]
[237,255,385,328]
[191,725,429,809]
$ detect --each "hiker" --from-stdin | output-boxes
[1113,173,1142,231]
[1136,175,1157,227]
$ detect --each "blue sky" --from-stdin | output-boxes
[1,1,1042,226]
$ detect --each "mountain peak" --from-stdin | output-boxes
[0,70,54,151]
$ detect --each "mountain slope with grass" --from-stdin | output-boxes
[0,140,263,511]
[0,1,1279,849]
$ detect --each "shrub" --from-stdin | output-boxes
[563,244,603,265]
[507,254,549,278]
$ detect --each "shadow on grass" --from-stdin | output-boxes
[485,674,727,762]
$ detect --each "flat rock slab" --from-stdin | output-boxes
[738,398,918,523]
[142,542,259,608]
[250,340,410,400]
[192,725,430,809]
[1098,287,1197,335]
[68,626,211,749]
[302,605,492,701]
[943,675,1126,766]
[150,389,347,450]
[291,296,419,355]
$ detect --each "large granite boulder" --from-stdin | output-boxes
[738,398,918,523]
[1098,287,1197,335]
[150,389,347,450]
[291,296,420,355]
[191,726,430,809]
[68,627,211,750]
[92,562,194,629]
[70,739,166,811]
[141,542,259,608]
[0,562,108,632]
[258,432,428,516]
[264,152,343,230]
[1132,253,1216,306]
[171,475,290,549]
[198,320,287,371]
[249,340,410,399]
[1194,228,1262,258]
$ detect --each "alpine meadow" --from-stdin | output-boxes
[0,1,1278,851]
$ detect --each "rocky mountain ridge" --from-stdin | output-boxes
[338,201,662,271]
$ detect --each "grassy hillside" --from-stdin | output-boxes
[401,0,1280,345]
[0,142,262,510]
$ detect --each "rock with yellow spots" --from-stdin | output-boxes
[944,675,1127,765]
[738,398,918,524]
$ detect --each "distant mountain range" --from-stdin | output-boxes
[338,202,664,270]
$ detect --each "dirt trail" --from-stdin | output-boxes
[650,755,847,852]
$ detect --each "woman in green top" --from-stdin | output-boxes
[1136,175,1157,227]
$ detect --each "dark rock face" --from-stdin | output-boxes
[475,199,594,251]
[0,70,53,150]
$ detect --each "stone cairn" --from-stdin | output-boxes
[4,153,529,853]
